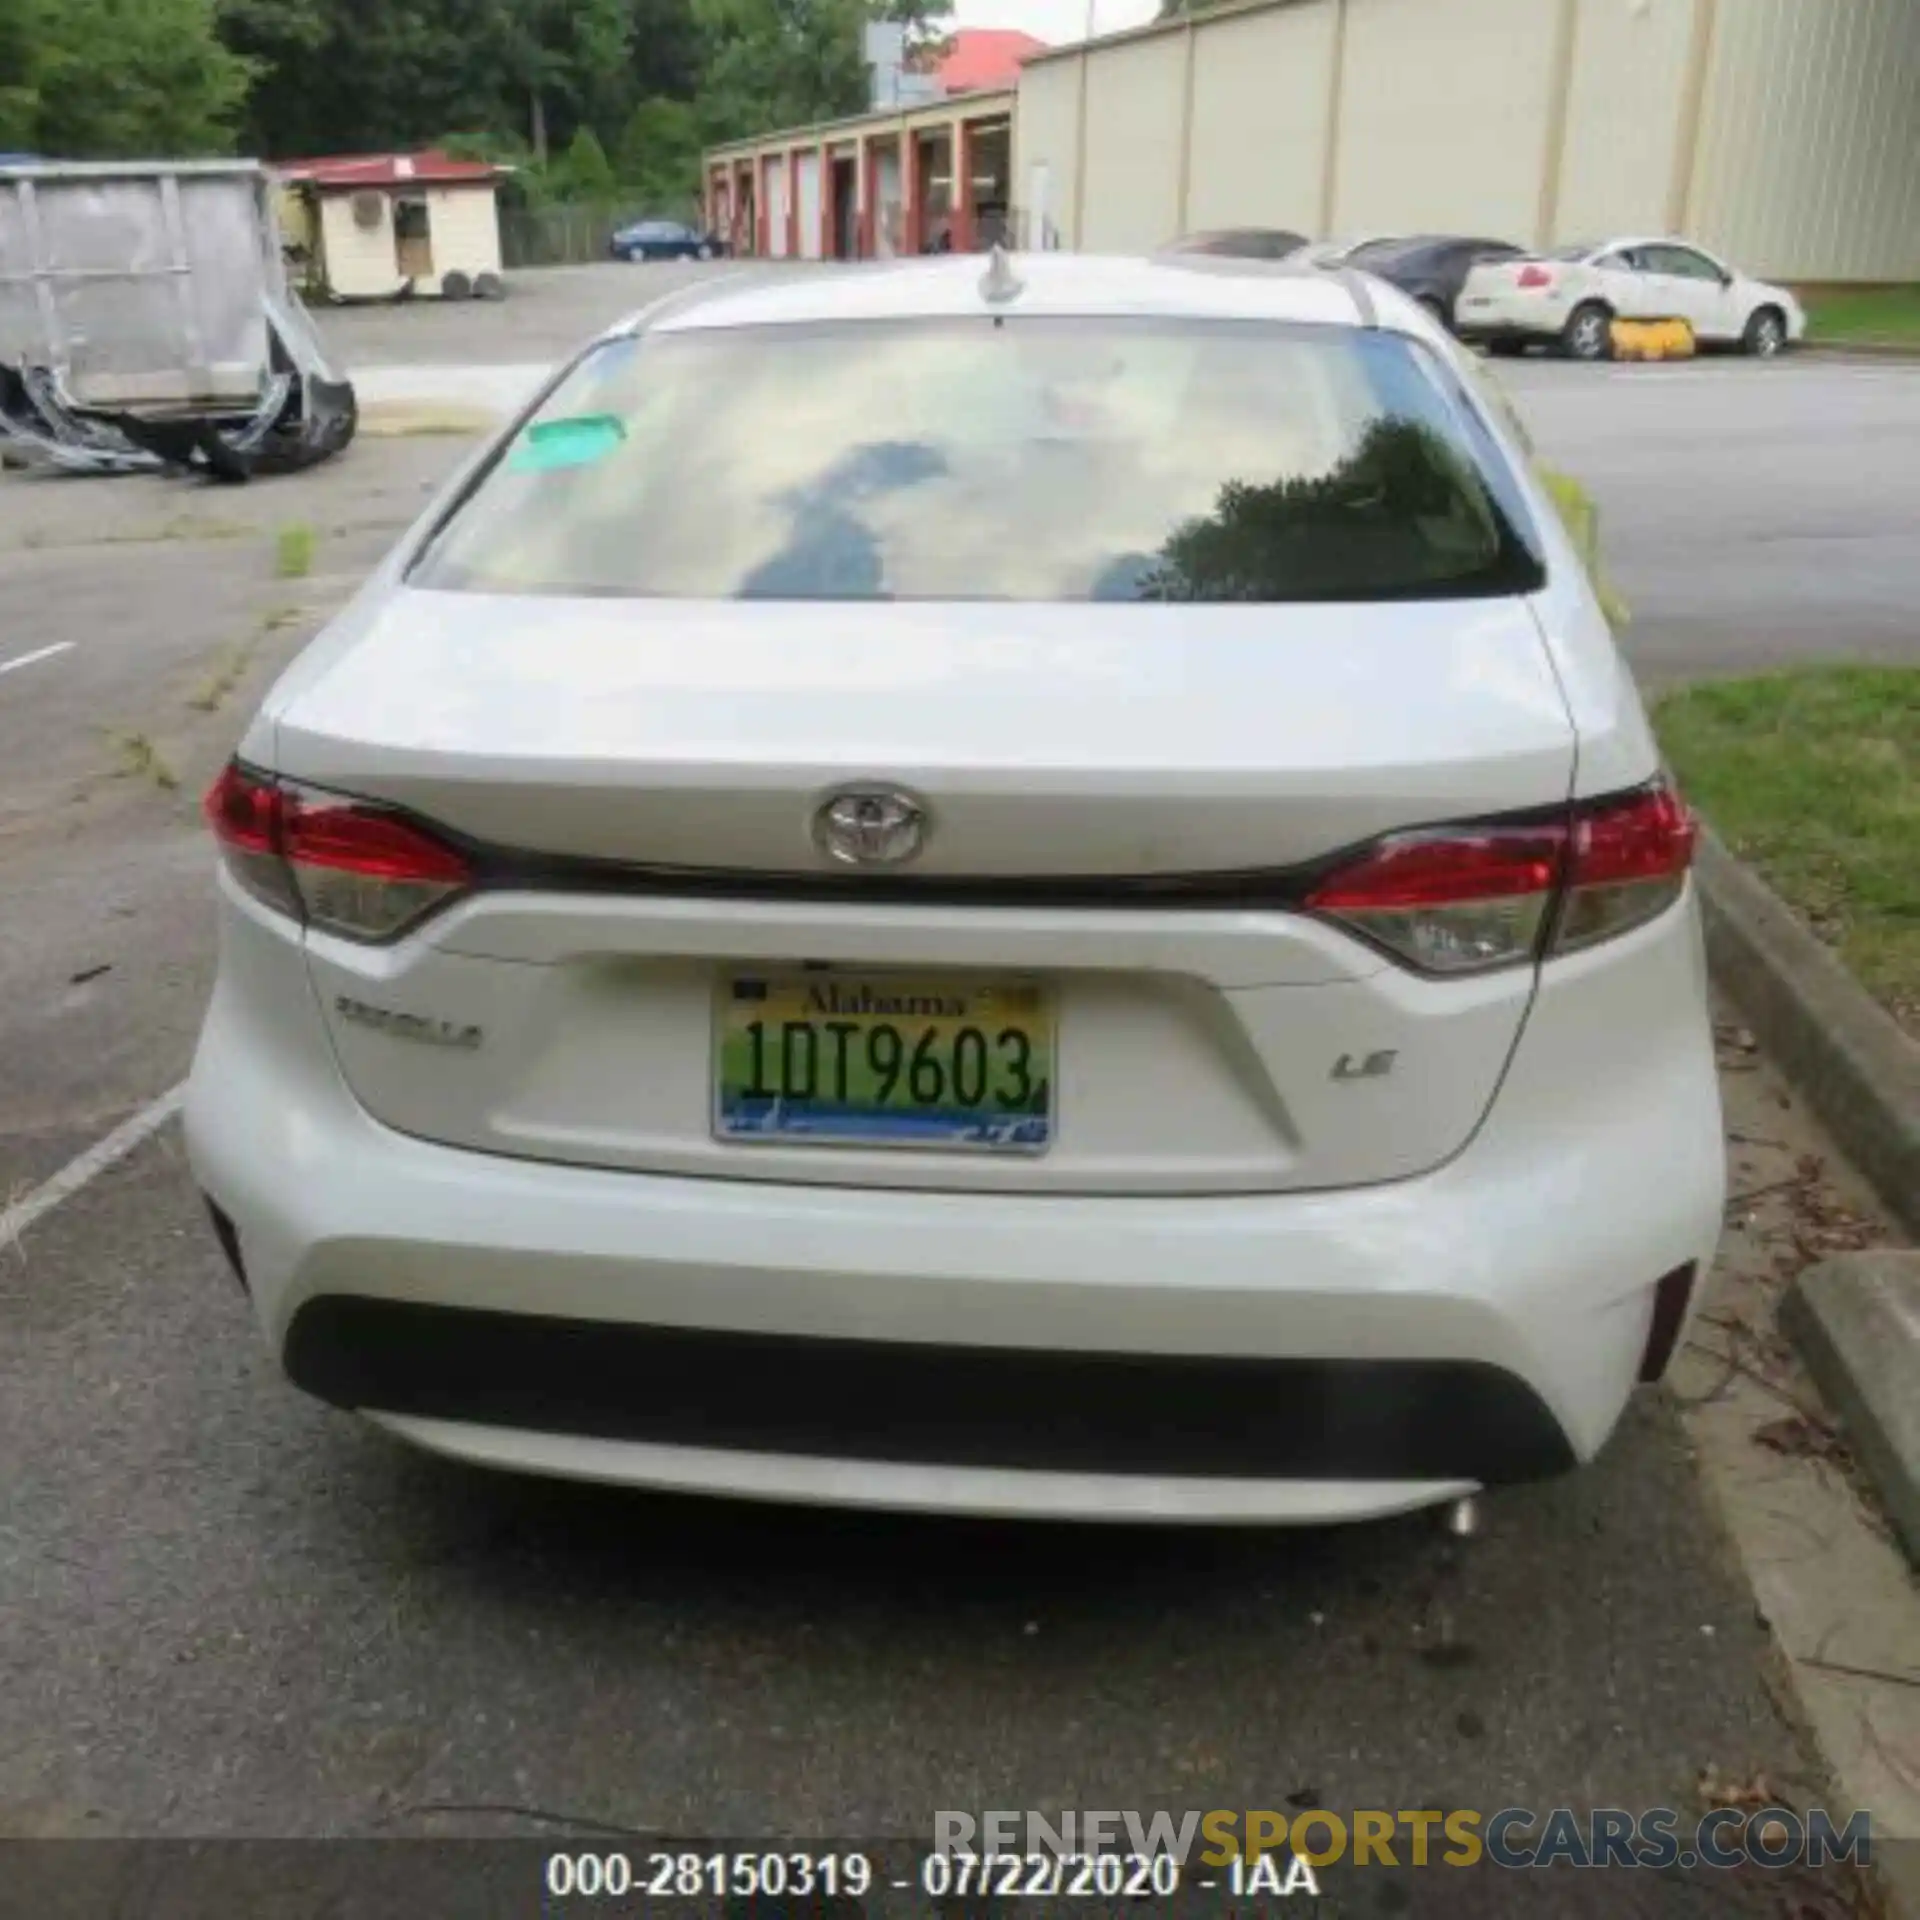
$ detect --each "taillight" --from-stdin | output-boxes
[1307,822,1568,974]
[1555,780,1696,954]
[280,790,472,940]
[1306,778,1694,975]
[1517,263,1555,289]
[203,761,471,941]
[203,762,302,920]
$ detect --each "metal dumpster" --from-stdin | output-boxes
[0,158,355,478]
[0,159,288,406]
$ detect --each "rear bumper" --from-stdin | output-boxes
[1456,319,1562,348]
[368,1415,1480,1523]
[289,1298,1580,1480]
[1455,294,1570,344]
[186,886,1724,1521]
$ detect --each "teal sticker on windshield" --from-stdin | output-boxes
[509,413,626,473]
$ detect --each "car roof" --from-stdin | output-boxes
[1171,226,1305,244]
[628,252,1374,337]
[1591,237,1716,254]
[1360,233,1515,252]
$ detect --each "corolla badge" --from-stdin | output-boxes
[814,786,928,868]
[335,995,483,1049]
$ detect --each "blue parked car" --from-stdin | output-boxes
[610,219,728,262]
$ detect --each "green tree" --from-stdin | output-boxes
[554,124,618,201]
[28,0,253,156]
[693,0,869,143]
[488,0,642,159]
[626,0,704,108]
[198,0,904,181]
[0,0,42,150]
[617,94,701,207]
[214,0,325,151]
[570,0,639,147]
[224,0,530,159]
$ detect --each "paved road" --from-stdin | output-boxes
[0,1128,1812,1865]
[0,440,460,1197]
[1496,356,1920,684]
[0,270,1905,1909]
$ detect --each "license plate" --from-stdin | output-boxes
[714,971,1053,1152]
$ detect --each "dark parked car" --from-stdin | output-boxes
[611,220,728,262]
[1342,234,1525,329]
[1162,227,1309,262]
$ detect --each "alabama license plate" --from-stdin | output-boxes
[714,971,1053,1152]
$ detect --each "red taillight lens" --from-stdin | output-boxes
[281,795,471,885]
[281,790,472,940]
[1307,823,1569,974]
[201,761,471,941]
[1555,779,1695,954]
[204,761,302,919]
[204,760,279,854]
[1517,263,1554,289]
[1305,779,1694,974]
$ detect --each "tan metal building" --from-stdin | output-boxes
[1013,0,1918,282]
[703,93,1015,260]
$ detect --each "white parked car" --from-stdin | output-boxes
[187,255,1723,1524]
[1456,238,1806,359]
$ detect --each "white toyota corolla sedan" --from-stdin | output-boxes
[186,252,1724,1523]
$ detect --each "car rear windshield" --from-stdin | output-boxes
[1345,237,1427,266]
[411,317,1546,604]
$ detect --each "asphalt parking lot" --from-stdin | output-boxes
[1,264,1912,1909]
[1499,353,1920,684]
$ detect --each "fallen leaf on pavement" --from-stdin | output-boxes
[1695,1765,1781,1810]
[1752,1413,1851,1466]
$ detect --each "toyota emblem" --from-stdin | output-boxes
[814,786,928,868]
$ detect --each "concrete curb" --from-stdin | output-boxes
[1694,828,1920,1240]
[1800,341,1920,362]
[1780,1252,1920,1568]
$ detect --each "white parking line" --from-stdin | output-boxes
[0,641,75,679]
[0,1082,186,1253]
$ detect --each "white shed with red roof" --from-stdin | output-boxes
[277,149,503,302]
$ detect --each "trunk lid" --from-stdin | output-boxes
[275,590,1573,874]
[281,589,1576,1196]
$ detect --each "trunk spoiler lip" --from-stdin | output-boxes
[228,756,1648,919]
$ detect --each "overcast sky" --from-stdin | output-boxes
[951,0,1161,45]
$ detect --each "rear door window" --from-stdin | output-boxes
[1644,245,1723,281]
[413,317,1546,604]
